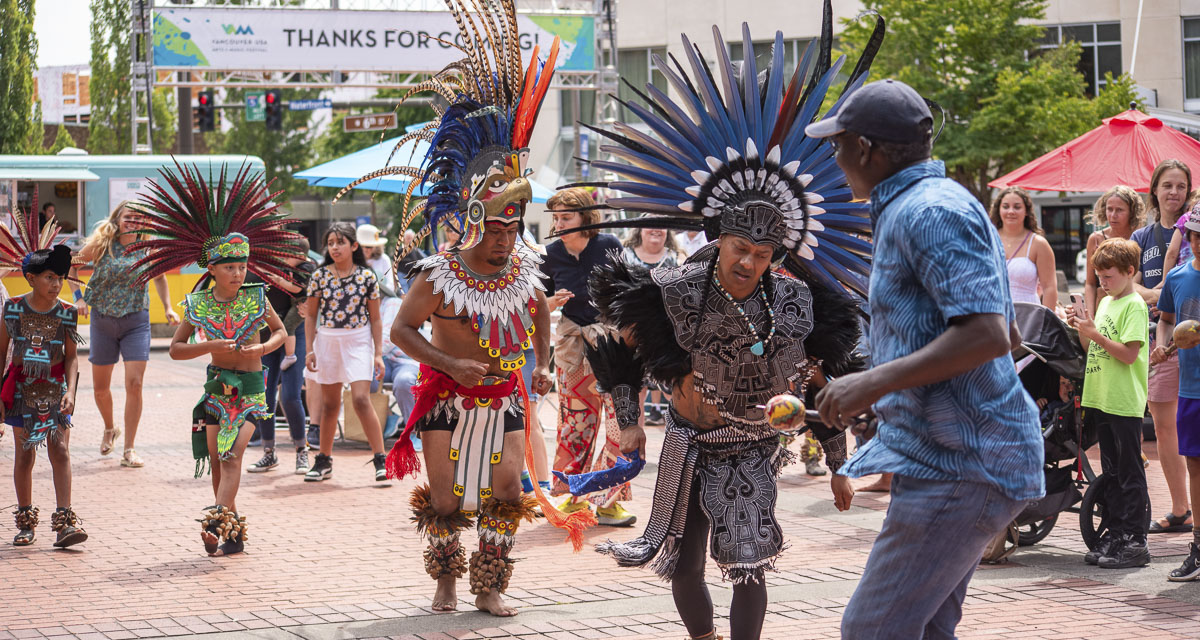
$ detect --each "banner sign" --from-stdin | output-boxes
[344,113,397,132]
[289,98,333,111]
[153,7,594,73]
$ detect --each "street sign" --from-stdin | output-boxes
[344,113,398,133]
[245,91,265,122]
[289,98,332,111]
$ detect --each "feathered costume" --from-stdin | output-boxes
[554,2,882,593]
[128,160,304,557]
[0,207,84,449]
[359,0,592,595]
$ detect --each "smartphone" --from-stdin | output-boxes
[1070,293,1085,311]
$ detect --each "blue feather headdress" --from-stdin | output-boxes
[552,0,884,297]
[335,0,559,261]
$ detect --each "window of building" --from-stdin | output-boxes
[616,47,668,123]
[1036,22,1121,97]
[1183,18,1200,111]
[729,38,811,81]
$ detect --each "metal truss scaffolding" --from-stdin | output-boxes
[131,0,156,154]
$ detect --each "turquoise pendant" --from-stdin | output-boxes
[750,342,764,356]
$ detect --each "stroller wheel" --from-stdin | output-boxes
[1079,472,1153,549]
[1017,514,1058,546]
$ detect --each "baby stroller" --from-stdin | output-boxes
[1010,302,1148,550]
[1009,302,1094,547]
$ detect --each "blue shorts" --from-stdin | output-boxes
[89,310,151,366]
[1177,397,1200,457]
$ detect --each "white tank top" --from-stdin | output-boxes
[1007,232,1040,305]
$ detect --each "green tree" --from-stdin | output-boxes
[47,123,75,154]
[838,0,1138,206]
[0,0,39,154]
[203,88,320,197]
[88,0,177,154]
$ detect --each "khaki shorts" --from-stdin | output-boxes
[1148,351,1180,403]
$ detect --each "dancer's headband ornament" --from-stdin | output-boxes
[202,232,251,267]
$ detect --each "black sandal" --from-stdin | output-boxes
[1149,509,1193,533]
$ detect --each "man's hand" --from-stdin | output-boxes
[208,339,237,355]
[447,358,489,387]
[164,309,181,326]
[619,424,646,456]
[531,366,553,396]
[815,370,885,430]
[831,474,855,511]
[548,289,574,311]
[74,298,89,318]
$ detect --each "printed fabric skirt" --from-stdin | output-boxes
[312,325,375,385]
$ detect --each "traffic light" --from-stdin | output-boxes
[197,90,215,132]
[265,89,282,131]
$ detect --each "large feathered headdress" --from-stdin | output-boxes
[126,160,305,286]
[335,0,559,265]
[0,196,83,282]
[552,0,883,297]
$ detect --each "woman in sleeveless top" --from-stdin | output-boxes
[989,187,1057,309]
[66,202,180,468]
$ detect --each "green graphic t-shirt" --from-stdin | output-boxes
[1082,291,1149,418]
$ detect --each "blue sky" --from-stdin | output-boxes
[36,0,93,68]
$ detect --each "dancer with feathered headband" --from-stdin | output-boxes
[1,205,88,549]
[552,2,883,637]
[128,161,303,557]
[340,0,596,617]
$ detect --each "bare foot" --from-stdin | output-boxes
[432,575,457,612]
[475,590,518,617]
[201,530,219,555]
[858,473,893,493]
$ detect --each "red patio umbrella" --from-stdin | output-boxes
[989,109,1200,193]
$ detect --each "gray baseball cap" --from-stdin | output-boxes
[805,79,933,143]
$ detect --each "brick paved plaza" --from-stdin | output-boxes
[2,351,1200,640]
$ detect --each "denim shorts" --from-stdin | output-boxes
[89,310,151,365]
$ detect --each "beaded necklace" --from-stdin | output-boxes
[712,273,775,356]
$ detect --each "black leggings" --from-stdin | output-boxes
[672,484,768,640]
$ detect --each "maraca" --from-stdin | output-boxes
[1165,319,1200,356]
[764,394,806,430]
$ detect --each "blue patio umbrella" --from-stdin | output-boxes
[294,123,554,202]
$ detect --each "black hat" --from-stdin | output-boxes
[22,244,72,277]
[805,79,932,144]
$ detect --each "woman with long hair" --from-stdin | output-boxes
[303,222,387,483]
[622,224,682,270]
[66,202,180,467]
[989,187,1057,309]
[1084,186,1146,316]
[1132,159,1195,534]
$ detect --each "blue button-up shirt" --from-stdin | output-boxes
[840,160,1044,501]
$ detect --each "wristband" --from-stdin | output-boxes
[73,290,83,302]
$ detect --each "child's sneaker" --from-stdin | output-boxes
[373,453,388,482]
[295,447,310,475]
[557,496,593,515]
[1168,542,1200,581]
[50,507,87,548]
[280,354,298,371]
[247,448,278,473]
[305,453,332,482]
[1097,535,1150,569]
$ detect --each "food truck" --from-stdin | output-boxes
[0,151,267,325]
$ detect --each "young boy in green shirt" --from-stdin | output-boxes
[1068,237,1151,569]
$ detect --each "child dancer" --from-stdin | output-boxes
[127,162,301,556]
[1,214,86,547]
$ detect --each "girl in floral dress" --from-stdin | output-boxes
[303,222,387,483]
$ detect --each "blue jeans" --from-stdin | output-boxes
[371,355,420,422]
[841,476,1027,639]
[256,322,307,446]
